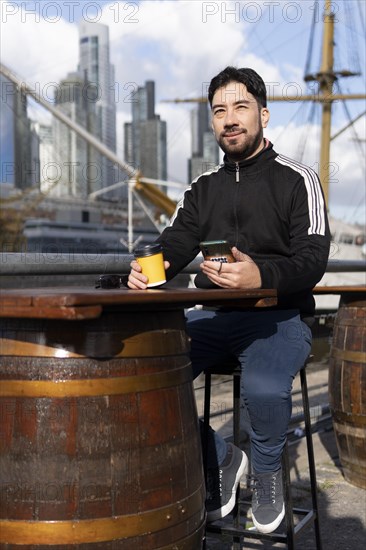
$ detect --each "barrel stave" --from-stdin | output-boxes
[329,301,366,489]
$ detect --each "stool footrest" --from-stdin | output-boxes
[206,507,318,541]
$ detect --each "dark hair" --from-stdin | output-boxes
[208,66,267,108]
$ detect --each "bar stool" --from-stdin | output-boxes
[202,358,322,550]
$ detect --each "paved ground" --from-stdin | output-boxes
[193,357,366,550]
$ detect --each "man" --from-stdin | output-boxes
[128,66,330,534]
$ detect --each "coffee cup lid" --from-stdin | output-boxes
[134,244,163,257]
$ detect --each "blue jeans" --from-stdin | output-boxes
[186,308,312,473]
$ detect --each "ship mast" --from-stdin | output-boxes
[304,0,336,207]
[319,0,335,207]
[303,0,363,207]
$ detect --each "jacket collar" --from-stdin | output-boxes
[223,139,275,172]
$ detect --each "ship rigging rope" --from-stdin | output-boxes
[304,0,317,77]
[340,104,366,162]
[295,100,318,163]
[343,0,362,77]
[337,92,365,223]
[271,101,307,146]
[305,0,364,81]
[348,191,366,225]
[357,0,366,40]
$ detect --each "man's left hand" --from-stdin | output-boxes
[200,246,262,288]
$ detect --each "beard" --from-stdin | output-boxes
[218,125,264,162]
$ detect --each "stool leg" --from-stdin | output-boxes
[203,372,212,482]
[233,371,241,448]
[300,367,323,550]
[282,441,295,550]
[202,373,211,550]
[232,371,241,549]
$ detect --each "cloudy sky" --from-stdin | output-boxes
[1,0,365,223]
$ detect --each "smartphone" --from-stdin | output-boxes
[199,240,235,263]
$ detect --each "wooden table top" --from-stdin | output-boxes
[0,287,277,320]
[312,285,366,294]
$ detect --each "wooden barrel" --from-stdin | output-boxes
[328,295,366,489]
[0,309,206,548]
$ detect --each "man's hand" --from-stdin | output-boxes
[200,247,262,289]
[127,260,170,289]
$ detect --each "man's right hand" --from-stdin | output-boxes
[127,260,170,290]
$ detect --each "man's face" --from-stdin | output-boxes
[211,81,269,162]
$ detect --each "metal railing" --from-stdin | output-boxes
[0,253,364,276]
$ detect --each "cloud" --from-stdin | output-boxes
[1,0,365,223]
[0,1,79,84]
[99,0,249,108]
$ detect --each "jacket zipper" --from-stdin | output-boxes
[234,163,240,244]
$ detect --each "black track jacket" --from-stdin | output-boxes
[157,141,330,317]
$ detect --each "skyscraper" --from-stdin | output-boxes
[188,102,219,182]
[78,21,117,188]
[52,72,100,198]
[32,122,54,194]
[191,101,209,158]
[124,81,167,181]
[0,74,40,189]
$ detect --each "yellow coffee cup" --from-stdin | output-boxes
[134,244,166,288]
